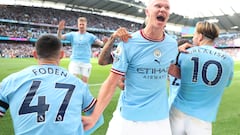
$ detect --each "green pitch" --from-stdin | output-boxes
[0,58,239,135]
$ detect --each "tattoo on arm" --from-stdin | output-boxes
[98,35,115,65]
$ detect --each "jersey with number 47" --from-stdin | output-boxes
[0,65,96,135]
[173,45,234,122]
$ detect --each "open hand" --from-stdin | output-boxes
[58,20,65,30]
[113,27,132,42]
[82,115,97,131]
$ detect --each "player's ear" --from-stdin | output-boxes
[199,33,204,42]
[59,50,64,59]
[145,9,149,18]
[33,50,38,59]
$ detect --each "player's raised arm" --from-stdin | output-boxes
[98,27,131,65]
[57,20,66,40]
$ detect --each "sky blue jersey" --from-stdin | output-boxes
[168,75,180,108]
[65,31,97,63]
[111,30,178,121]
[0,65,100,135]
[173,45,234,122]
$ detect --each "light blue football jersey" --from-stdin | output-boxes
[168,75,180,108]
[111,30,178,121]
[173,45,234,122]
[65,32,97,63]
[0,65,100,135]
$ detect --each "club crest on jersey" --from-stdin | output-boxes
[154,49,161,58]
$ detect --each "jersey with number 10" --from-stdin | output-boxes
[0,65,95,135]
[173,45,234,122]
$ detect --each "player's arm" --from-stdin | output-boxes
[178,42,193,53]
[168,40,192,78]
[98,35,115,65]
[82,72,122,130]
[57,20,66,40]
[0,82,9,119]
[0,100,8,118]
[98,27,131,65]
[0,98,9,118]
[168,64,180,79]
[83,98,104,135]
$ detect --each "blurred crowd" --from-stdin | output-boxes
[219,48,240,60]
[0,43,73,58]
[0,43,34,58]
[0,5,141,39]
[215,33,240,47]
[0,5,239,60]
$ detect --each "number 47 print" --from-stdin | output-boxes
[18,81,75,122]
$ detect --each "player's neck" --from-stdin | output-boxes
[142,28,164,41]
[78,30,86,34]
[199,39,214,46]
[38,59,59,66]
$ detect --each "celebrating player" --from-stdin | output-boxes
[0,34,103,135]
[169,21,234,135]
[82,0,178,134]
[57,17,104,83]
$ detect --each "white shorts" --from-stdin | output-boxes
[170,106,212,135]
[106,109,172,135]
[68,61,92,77]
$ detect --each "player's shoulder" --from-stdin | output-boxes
[206,46,233,59]
[1,66,33,85]
[127,30,141,40]
[164,33,178,44]
[66,31,76,35]
[65,71,87,86]
[115,31,139,48]
[85,32,95,37]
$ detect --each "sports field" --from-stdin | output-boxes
[0,58,239,135]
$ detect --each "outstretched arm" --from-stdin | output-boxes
[84,104,104,135]
[82,72,122,130]
[57,20,66,40]
[98,27,131,65]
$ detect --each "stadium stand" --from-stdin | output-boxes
[0,5,142,58]
[0,5,239,60]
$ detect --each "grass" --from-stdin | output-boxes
[0,58,239,135]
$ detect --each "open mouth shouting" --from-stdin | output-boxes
[156,15,165,22]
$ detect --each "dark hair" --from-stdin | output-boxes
[177,39,192,46]
[35,34,62,59]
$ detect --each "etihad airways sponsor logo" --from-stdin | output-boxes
[136,67,169,74]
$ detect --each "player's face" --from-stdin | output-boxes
[78,21,87,31]
[145,0,170,28]
[192,32,201,46]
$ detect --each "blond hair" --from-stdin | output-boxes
[78,17,87,22]
[196,21,220,40]
[145,0,170,7]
